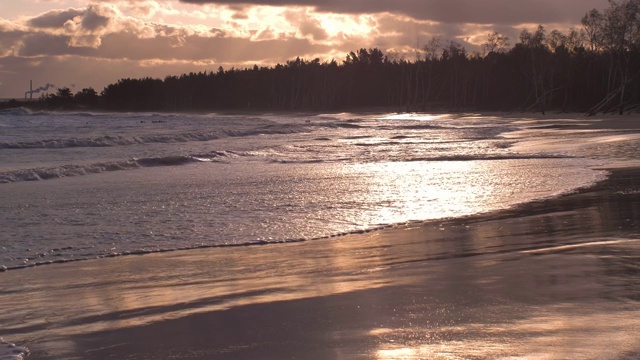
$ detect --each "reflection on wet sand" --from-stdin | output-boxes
[375,304,640,359]
[1,169,639,359]
[370,236,640,359]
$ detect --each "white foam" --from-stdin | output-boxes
[520,239,640,255]
[0,339,29,360]
[0,153,234,183]
[0,125,308,149]
[380,113,450,121]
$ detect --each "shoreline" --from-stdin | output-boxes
[2,112,640,359]
[0,161,617,273]
[2,165,639,359]
[3,102,639,117]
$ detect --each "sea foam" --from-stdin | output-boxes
[0,152,232,183]
[0,125,308,149]
[0,339,29,360]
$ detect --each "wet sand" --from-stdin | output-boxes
[1,165,639,359]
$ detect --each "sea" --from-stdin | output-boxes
[3,109,637,275]
[4,109,640,359]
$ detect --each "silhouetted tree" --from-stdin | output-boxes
[74,88,99,107]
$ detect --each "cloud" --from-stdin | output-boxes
[179,0,609,25]
[27,8,85,29]
[10,26,330,63]
[23,5,121,49]
[26,5,109,31]
[284,9,328,41]
[81,5,113,31]
[0,28,26,57]
[13,32,96,58]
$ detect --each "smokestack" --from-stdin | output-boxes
[25,82,56,98]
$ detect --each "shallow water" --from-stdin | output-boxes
[0,111,612,269]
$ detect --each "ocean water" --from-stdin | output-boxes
[0,338,29,360]
[0,110,620,270]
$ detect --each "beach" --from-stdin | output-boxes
[1,167,639,359]
[1,113,640,359]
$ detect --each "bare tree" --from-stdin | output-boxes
[565,28,586,52]
[518,25,557,114]
[418,36,443,109]
[587,0,640,114]
[482,31,510,55]
[582,9,604,52]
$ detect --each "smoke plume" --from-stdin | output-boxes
[25,83,56,98]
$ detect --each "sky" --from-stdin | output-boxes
[0,0,610,99]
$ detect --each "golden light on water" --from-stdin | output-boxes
[380,113,450,121]
[343,161,499,226]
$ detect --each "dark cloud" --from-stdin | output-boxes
[0,29,25,55]
[180,0,609,25]
[232,12,250,20]
[27,6,112,33]
[103,33,331,63]
[81,6,112,31]
[19,33,95,56]
[11,30,330,64]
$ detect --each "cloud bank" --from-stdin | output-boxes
[180,0,608,24]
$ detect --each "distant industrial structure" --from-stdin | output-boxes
[25,80,55,100]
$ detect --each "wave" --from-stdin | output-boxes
[0,221,405,271]
[0,152,234,184]
[0,125,308,149]
[268,159,326,164]
[401,154,571,162]
[352,139,515,148]
[319,122,364,129]
[0,108,174,118]
[0,338,29,360]
[354,141,428,147]
[382,124,442,130]
[390,135,417,140]
[343,135,372,140]
[0,107,36,116]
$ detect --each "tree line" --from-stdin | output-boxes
[7,0,640,115]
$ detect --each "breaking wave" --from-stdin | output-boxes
[401,154,571,162]
[0,339,29,360]
[0,125,308,149]
[0,151,235,183]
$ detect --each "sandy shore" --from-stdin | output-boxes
[0,165,639,359]
[1,113,640,359]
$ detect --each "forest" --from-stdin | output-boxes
[8,0,640,115]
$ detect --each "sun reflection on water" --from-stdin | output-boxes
[336,157,605,232]
[341,160,516,227]
[380,113,451,121]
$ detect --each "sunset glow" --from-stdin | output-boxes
[0,0,609,98]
